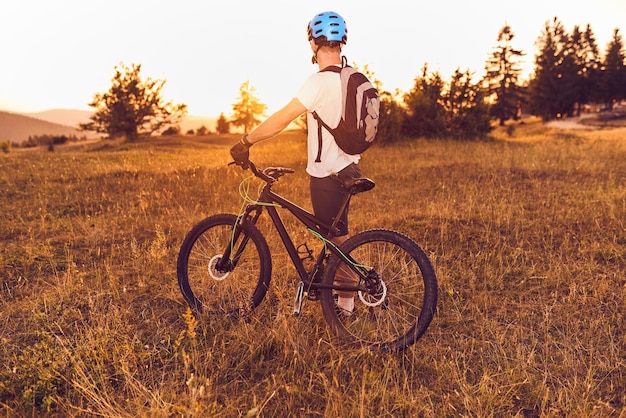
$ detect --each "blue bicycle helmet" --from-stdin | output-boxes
[307,11,347,45]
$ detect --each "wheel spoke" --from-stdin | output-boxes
[320,229,437,351]
[177,214,272,318]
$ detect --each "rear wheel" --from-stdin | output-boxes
[320,229,438,351]
[177,213,272,318]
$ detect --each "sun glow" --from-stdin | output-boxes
[1,1,624,117]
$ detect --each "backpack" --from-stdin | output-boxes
[312,64,380,162]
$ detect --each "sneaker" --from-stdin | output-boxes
[337,295,354,312]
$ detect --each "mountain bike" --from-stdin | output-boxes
[176,159,438,352]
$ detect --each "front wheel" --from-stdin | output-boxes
[177,213,272,318]
[320,229,438,351]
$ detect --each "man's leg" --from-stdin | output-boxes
[310,163,362,315]
[332,235,357,315]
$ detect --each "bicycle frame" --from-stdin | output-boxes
[222,162,371,295]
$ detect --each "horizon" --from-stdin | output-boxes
[0,107,221,144]
[0,108,217,119]
[1,1,624,117]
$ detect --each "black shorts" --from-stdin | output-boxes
[309,163,362,236]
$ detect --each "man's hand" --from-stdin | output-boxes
[230,139,250,169]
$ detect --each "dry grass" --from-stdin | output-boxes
[1,121,624,416]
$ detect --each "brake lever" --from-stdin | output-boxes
[229,160,249,170]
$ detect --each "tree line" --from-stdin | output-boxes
[383,18,625,141]
[80,17,625,142]
[528,19,626,121]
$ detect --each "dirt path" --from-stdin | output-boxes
[545,114,595,130]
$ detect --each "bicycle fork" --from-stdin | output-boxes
[216,209,262,272]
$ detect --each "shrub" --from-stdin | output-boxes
[162,126,181,136]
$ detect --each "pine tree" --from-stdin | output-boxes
[557,25,581,117]
[402,65,491,139]
[402,65,447,138]
[572,24,602,113]
[529,18,575,120]
[216,113,230,134]
[484,24,525,126]
[443,68,492,139]
[230,81,268,132]
[600,28,626,110]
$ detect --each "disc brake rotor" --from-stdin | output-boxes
[208,255,229,281]
[358,279,387,307]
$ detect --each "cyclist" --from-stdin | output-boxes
[230,11,361,315]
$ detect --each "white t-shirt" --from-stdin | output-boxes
[296,66,360,178]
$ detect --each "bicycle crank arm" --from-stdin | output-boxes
[312,283,367,292]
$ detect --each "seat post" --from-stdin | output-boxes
[328,194,352,238]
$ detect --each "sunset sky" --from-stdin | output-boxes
[1,0,624,118]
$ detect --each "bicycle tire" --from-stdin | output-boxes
[177,213,272,318]
[319,229,438,351]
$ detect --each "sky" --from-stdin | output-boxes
[1,0,624,117]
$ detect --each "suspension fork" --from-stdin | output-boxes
[215,205,263,271]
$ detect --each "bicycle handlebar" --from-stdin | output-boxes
[230,159,294,183]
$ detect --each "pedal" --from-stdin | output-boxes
[293,281,305,316]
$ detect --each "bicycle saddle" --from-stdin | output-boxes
[334,176,376,195]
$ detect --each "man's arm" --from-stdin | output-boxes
[245,98,307,144]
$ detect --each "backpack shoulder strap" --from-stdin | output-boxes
[311,64,344,162]
[311,111,335,162]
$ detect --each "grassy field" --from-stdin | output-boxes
[1,120,625,417]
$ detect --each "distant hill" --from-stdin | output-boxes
[5,109,217,141]
[24,109,93,128]
[0,110,96,144]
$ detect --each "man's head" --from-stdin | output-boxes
[307,11,347,48]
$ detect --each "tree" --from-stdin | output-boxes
[403,65,447,138]
[355,63,383,91]
[196,125,209,136]
[528,18,572,120]
[570,24,602,114]
[216,113,230,134]
[484,24,525,126]
[230,80,267,132]
[443,68,492,139]
[377,89,405,144]
[402,65,491,139]
[599,28,626,110]
[80,63,187,140]
[162,126,181,136]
